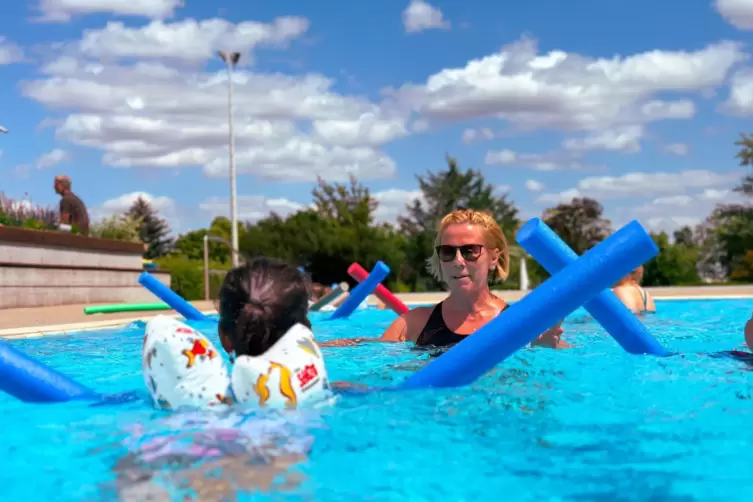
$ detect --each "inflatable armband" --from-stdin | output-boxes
[231,323,330,408]
[142,316,231,410]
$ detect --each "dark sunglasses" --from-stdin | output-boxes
[435,244,484,262]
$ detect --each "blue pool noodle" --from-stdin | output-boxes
[0,340,96,403]
[138,272,207,322]
[399,219,659,390]
[517,219,668,356]
[329,261,390,320]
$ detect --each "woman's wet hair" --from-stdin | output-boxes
[218,256,311,357]
[426,209,510,283]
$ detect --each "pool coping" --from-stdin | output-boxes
[2,289,751,339]
[0,310,218,339]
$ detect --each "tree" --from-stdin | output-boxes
[172,217,235,263]
[672,226,695,248]
[542,197,612,255]
[239,177,407,289]
[398,155,520,290]
[642,232,700,286]
[697,203,753,280]
[734,133,753,196]
[127,197,173,259]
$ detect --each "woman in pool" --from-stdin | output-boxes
[612,265,656,314]
[322,209,569,349]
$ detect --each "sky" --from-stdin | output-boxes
[2,0,753,236]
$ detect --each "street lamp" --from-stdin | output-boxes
[218,50,241,267]
[203,234,243,301]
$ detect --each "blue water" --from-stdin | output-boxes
[2,299,753,501]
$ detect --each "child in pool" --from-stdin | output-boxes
[141,255,332,410]
[116,257,332,500]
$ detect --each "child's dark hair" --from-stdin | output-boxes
[218,256,311,357]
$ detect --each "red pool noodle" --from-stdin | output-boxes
[347,263,409,315]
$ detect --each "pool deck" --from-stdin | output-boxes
[0,285,751,338]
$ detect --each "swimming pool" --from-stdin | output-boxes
[2,298,753,501]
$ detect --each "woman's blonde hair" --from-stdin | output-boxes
[426,209,510,283]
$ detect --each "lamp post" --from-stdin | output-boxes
[203,234,241,301]
[218,50,241,267]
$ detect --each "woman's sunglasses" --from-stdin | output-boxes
[435,244,484,262]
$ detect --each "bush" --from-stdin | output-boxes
[0,198,58,230]
[90,214,143,242]
[156,255,231,301]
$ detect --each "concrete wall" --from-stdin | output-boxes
[0,241,142,269]
[0,265,171,309]
[0,231,171,309]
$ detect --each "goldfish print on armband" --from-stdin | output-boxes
[253,362,297,408]
[182,338,217,369]
[208,393,235,407]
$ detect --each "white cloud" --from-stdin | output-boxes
[95,190,181,232]
[536,188,582,205]
[485,148,604,171]
[372,188,423,224]
[461,127,494,144]
[100,191,176,214]
[199,195,303,222]
[22,17,405,183]
[536,169,740,204]
[33,0,182,23]
[561,125,643,154]
[389,37,744,131]
[626,187,748,233]
[0,37,23,65]
[525,179,544,192]
[663,143,689,155]
[74,17,309,63]
[402,0,450,33]
[36,148,70,169]
[721,67,753,114]
[715,0,753,30]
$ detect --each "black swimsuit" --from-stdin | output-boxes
[415,301,510,347]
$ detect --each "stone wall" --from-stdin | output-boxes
[0,227,171,308]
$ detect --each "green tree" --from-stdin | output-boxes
[673,226,695,248]
[172,217,235,263]
[734,132,753,196]
[642,232,700,286]
[127,197,173,259]
[542,197,612,255]
[240,177,406,289]
[398,155,520,290]
[697,203,753,280]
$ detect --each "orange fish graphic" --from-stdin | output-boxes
[182,338,216,368]
[210,393,235,406]
[297,337,321,359]
[253,362,297,408]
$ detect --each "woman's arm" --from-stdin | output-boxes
[318,307,432,347]
[745,316,753,351]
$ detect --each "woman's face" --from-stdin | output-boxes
[437,223,498,293]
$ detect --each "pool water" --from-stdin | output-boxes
[2,299,753,501]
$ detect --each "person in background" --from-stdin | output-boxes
[612,265,655,314]
[322,209,569,349]
[54,174,90,236]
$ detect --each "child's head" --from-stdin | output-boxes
[218,256,311,357]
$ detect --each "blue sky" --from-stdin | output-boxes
[1,0,753,235]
